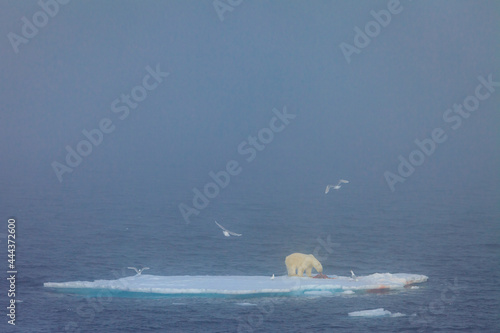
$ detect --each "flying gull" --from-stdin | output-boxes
[128,267,150,276]
[215,221,242,237]
[325,179,349,193]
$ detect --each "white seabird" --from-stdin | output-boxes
[128,267,150,276]
[325,179,350,193]
[350,270,357,281]
[215,221,242,237]
[271,274,275,280]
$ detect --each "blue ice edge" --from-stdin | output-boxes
[45,288,303,299]
[44,273,428,298]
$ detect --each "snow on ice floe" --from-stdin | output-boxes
[303,290,334,296]
[348,308,406,317]
[44,272,427,297]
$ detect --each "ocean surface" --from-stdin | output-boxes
[2,175,499,333]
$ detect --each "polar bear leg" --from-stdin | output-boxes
[287,264,297,276]
[306,267,313,277]
[297,267,305,277]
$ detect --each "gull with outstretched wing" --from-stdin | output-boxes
[215,221,242,237]
[325,179,350,193]
[128,267,150,276]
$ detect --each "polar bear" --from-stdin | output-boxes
[285,253,323,277]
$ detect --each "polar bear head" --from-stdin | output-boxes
[308,254,323,273]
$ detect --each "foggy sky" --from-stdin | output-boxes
[1,0,499,213]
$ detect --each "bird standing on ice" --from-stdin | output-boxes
[128,267,150,276]
[325,179,349,193]
[215,221,242,237]
[350,270,357,281]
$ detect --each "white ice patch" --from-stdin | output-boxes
[348,308,407,317]
[303,290,333,296]
[236,302,257,306]
[44,272,427,297]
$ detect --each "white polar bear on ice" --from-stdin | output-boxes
[285,253,323,277]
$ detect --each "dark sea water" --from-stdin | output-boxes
[1,174,499,333]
